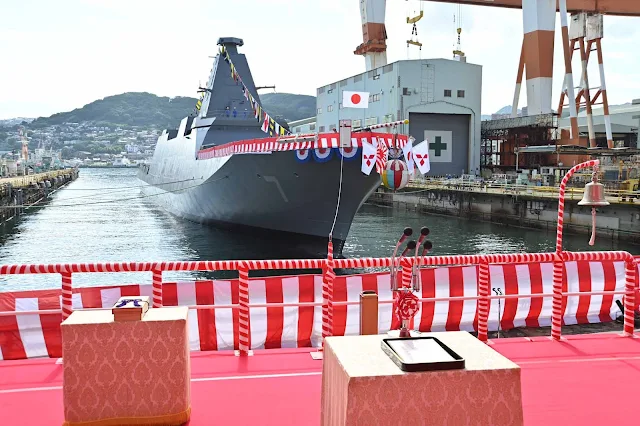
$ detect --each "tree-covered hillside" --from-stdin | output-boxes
[28,91,316,129]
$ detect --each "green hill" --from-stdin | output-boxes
[30,91,316,129]
[259,93,316,122]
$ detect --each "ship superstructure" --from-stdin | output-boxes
[138,37,384,256]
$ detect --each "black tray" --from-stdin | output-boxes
[381,336,466,372]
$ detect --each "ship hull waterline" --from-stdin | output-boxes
[138,150,379,258]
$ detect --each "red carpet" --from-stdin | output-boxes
[1,335,639,425]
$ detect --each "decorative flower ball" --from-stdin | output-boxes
[382,159,409,191]
[395,291,419,321]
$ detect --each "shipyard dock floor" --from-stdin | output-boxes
[0,333,637,425]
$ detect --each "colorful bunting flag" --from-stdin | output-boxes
[219,48,290,136]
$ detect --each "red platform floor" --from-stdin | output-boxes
[1,333,640,425]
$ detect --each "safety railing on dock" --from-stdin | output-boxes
[0,252,638,358]
[405,178,640,203]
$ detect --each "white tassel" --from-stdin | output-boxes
[588,207,596,246]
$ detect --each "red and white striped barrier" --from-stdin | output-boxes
[363,119,409,130]
[196,131,409,160]
[1,259,637,361]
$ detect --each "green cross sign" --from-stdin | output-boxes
[429,136,447,157]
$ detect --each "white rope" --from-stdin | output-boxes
[329,153,345,239]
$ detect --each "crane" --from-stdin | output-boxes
[354,0,388,71]
[416,0,640,144]
[354,0,640,145]
[417,1,640,16]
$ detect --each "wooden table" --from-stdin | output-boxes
[61,307,191,426]
[321,332,523,426]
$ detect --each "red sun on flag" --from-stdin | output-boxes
[343,91,369,109]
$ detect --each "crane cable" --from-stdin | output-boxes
[52,176,199,190]
[42,177,204,203]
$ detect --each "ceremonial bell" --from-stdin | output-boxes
[578,181,610,207]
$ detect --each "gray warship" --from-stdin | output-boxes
[138,37,380,257]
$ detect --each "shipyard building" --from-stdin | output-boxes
[289,58,482,176]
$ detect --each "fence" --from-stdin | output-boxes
[406,178,640,203]
[0,253,638,360]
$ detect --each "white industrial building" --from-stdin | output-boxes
[558,100,640,148]
[289,58,482,176]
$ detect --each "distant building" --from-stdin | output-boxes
[558,102,640,148]
[124,144,139,153]
[288,58,482,176]
[491,113,511,120]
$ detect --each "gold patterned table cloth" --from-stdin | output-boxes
[321,332,523,426]
[61,307,191,426]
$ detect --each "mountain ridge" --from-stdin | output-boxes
[7,97,633,129]
[24,92,316,129]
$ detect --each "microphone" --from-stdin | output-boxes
[421,240,433,257]
[400,227,413,242]
[391,227,413,290]
[413,228,429,292]
[414,227,429,256]
[400,240,417,257]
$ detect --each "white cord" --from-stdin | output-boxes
[329,152,345,239]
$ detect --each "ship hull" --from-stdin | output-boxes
[139,145,379,257]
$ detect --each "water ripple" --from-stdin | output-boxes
[0,169,636,291]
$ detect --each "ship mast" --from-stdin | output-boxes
[198,54,219,118]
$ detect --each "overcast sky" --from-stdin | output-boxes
[1,0,639,120]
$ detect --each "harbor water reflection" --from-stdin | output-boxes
[0,168,636,291]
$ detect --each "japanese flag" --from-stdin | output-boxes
[361,140,376,175]
[343,91,369,108]
[412,140,431,175]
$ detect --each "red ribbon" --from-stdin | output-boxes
[395,291,419,321]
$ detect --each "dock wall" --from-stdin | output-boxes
[368,186,640,245]
[0,169,79,223]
